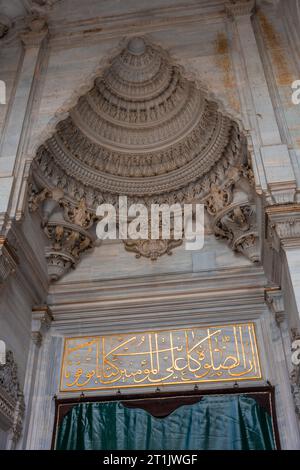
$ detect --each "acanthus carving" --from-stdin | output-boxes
[62,198,95,229]
[214,203,259,263]
[0,351,25,445]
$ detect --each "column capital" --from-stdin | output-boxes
[31,305,53,347]
[265,287,286,325]
[0,236,18,284]
[225,0,256,19]
[265,204,300,252]
[20,16,48,47]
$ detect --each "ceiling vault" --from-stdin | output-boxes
[28,36,259,281]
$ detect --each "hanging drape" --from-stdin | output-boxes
[56,394,276,450]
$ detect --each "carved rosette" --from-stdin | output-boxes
[124,238,183,261]
[0,351,25,445]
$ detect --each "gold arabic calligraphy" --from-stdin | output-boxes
[60,323,261,391]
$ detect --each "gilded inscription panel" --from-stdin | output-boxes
[60,323,262,392]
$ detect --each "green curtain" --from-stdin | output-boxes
[56,395,276,450]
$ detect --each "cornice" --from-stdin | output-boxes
[47,1,227,47]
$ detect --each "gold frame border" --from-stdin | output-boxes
[59,322,262,393]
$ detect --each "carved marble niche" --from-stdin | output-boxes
[0,351,25,447]
[28,36,260,281]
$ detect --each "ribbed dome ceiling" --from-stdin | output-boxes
[33,37,243,207]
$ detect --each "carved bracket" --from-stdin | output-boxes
[205,166,260,264]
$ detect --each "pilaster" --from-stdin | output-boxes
[266,204,300,330]
[18,305,53,449]
[0,16,48,234]
[264,287,300,445]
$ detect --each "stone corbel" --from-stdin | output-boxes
[31,305,53,347]
[265,288,286,326]
[29,181,96,280]
[0,237,18,284]
[44,199,96,281]
[225,0,256,18]
[265,204,300,252]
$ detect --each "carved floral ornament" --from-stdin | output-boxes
[0,351,25,445]
[28,36,260,281]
